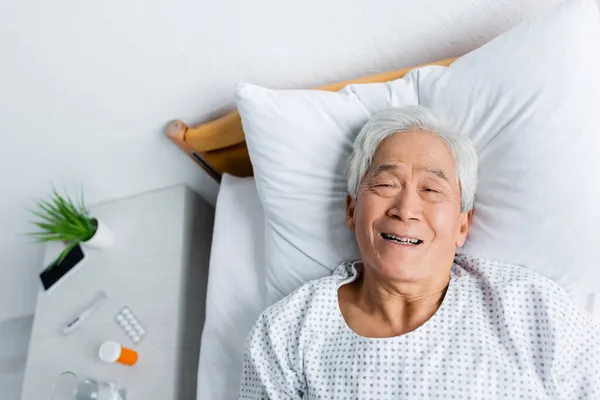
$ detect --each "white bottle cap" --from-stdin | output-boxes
[99,341,122,363]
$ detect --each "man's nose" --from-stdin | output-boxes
[387,187,422,221]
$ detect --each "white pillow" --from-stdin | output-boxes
[237,78,422,302]
[237,0,600,303]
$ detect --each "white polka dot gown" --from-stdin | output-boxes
[239,255,600,399]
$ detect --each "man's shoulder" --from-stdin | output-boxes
[258,271,339,332]
[453,254,581,323]
[454,254,599,338]
[455,254,568,299]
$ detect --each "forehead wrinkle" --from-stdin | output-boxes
[371,131,457,179]
[371,163,397,175]
[369,162,453,182]
[419,166,450,182]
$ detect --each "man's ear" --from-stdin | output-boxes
[346,194,356,232]
[456,209,473,248]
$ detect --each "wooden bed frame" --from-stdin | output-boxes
[165,57,456,182]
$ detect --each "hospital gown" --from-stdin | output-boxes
[238,255,600,399]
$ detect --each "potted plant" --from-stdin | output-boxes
[28,189,114,265]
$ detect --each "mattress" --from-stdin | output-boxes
[197,175,266,400]
[197,175,600,399]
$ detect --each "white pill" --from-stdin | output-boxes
[122,308,131,315]
[132,334,140,341]
[116,315,125,321]
[138,328,146,335]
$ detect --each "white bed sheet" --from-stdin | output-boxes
[196,175,600,400]
[197,175,266,400]
[573,292,600,325]
[593,295,600,325]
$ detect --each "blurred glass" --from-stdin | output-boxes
[51,371,127,400]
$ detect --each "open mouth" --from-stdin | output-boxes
[381,233,423,245]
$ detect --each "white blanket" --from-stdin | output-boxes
[239,255,600,399]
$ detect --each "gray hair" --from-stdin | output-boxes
[346,106,478,212]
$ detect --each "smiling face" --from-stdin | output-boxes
[346,130,472,283]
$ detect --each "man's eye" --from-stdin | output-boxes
[424,188,440,193]
[375,184,394,188]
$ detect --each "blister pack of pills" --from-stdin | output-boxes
[114,306,147,344]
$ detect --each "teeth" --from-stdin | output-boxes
[382,233,421,244]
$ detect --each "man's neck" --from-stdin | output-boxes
[350,266,450,336]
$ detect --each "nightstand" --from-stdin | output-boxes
[21,185,214,399]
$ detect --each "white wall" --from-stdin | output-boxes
[0,0,574,320]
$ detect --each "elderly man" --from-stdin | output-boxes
[238,106,600,399]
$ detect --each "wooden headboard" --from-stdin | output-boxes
[165,57,457,182]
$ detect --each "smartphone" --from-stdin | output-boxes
[39,245,86,292]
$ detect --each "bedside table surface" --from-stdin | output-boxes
[21,185,213,400]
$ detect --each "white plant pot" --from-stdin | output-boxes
[82,219,115,249]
